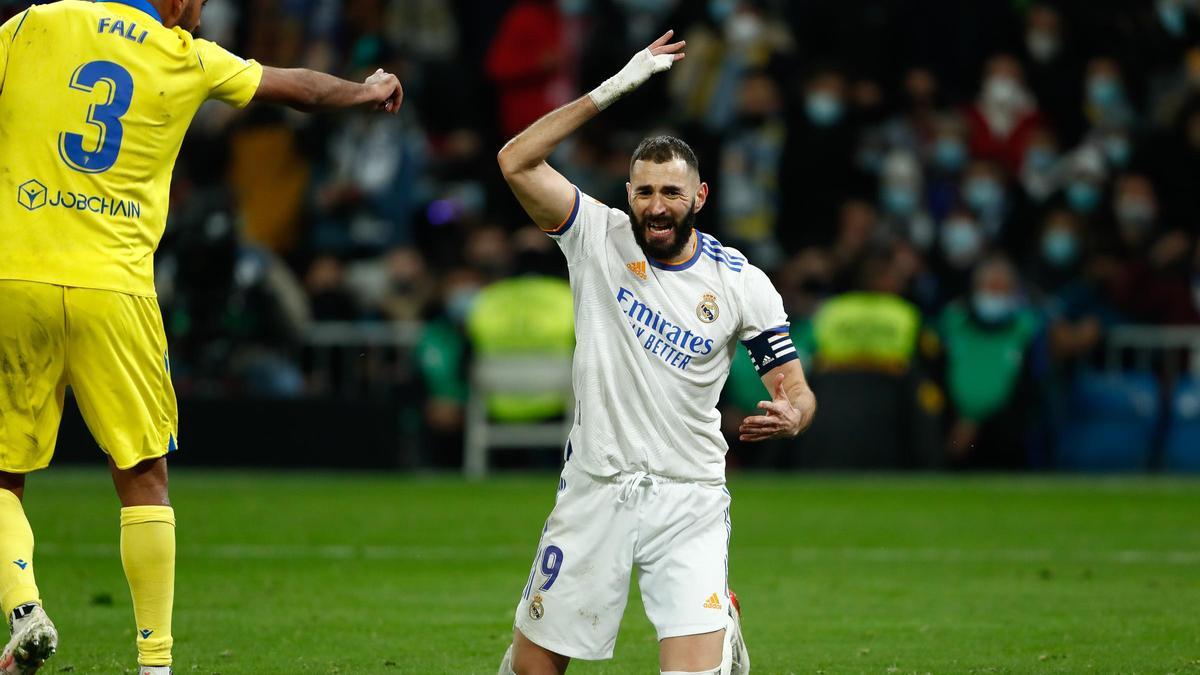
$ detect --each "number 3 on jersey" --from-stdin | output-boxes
[58,60,133,174]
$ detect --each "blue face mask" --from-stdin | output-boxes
[1103,136,1132,168]
[941,219,982,263]
[1041,229,1079,267]
[882,185,919,216]
[972,291,1019,324]
[1087,77,1123,108]
[708,0,736,22]
[1066,182,1102,213]
[1024,147,1057,173]
[805,93,844,127]
[1158,0,1187,36]
[933,137,967,172]
[964,177,1004,212]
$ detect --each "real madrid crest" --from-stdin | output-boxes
[529,594,545,620]
[697,292,719,323]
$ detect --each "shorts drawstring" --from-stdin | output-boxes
[617,471,660,503]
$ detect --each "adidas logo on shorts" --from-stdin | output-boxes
[703,592,722,610]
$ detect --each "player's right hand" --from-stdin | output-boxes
[646,29,687,66]
[590,30,685,110]
[629,30,686,84]
[365,68,404,114]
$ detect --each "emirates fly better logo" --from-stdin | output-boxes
[17,179,47,211]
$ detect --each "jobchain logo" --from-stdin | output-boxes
[17,179,47,211]
[16,178,140,218]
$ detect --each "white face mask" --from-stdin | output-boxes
[1026,31,1060,62]
[984,76,1022,108]
[725,13,764,45]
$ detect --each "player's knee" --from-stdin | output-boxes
[111,456,170,507]
[511,632,569,675]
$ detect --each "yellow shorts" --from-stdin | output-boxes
[0,280,178,472]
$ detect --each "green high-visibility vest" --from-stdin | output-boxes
[466,276,574,422]
[812,292,921,368]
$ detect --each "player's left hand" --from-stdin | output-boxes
[738,373,803,442]
[365,68,404,113]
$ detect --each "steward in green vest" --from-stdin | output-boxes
[938,255,1047,468]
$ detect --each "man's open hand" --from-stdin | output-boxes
[588,30,685,110]
[739,373,804,442]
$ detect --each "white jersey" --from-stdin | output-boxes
[548,187,795,485]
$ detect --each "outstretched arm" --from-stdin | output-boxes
[739,362,817,442]
[254,66,403,113]
[496,30,685,230]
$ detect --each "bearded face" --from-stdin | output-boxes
[630,200,697,261]
[626,157,708,262]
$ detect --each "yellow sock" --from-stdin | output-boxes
[120,506,175,667]
[0,489,40,618]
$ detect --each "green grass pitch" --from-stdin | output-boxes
[16,469,1200,674]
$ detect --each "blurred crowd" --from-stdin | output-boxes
[9,0,1200,468]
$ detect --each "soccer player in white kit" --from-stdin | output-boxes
[495,31,816,675]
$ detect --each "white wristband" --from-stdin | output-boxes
[587,48,676,111]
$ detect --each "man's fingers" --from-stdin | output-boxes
[672,52,686,62]
[648,29,674,50]
[740,431,777,442]
[653,40,686,55]
[774,373,787,400]
[756,400,788,415]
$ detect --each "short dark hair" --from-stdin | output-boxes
[629,135,699,176]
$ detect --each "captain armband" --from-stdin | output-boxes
[741,328,798,375]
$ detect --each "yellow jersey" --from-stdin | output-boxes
[0,0,263,296]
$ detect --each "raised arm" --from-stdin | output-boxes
[254,66,403,113]
[496,30,685,230]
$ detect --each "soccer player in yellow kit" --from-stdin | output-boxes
[0,0,402,672]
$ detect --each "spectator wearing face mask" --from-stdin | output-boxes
[923,112,972,221]
[933,208,987,311]
[938,255,1048,468]
[780,65,868,249]
[1083,57,1139,133]
[1060,145,1109,219]
[1096,173,1196,323]
[1019,126,1066,203]
[966,54,1047,175]
[959,159,1016,245]
[1026,209,1118,364]
[879,150,935,256]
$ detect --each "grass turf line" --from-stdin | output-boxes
[17,469,1200,674]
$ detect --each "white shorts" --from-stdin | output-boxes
[513,461,733,660]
